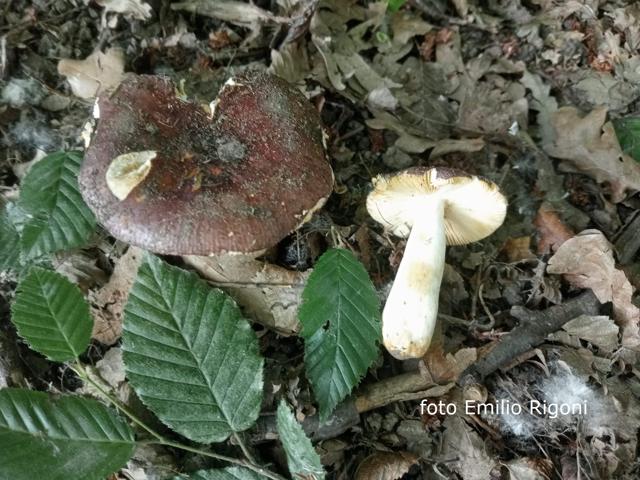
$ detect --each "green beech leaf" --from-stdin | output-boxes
[172,467,267,479]
[0,203,20,270]
[387,0,407,12]
[18,151,96,259]
[0,388,135,480]
[122,254,263,443]
[11,267,93,361]
[299,248,381,420]
[277,400,325,479]
[613,117,640,162]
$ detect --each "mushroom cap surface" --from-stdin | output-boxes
[367,167,507,245]
[80,73,333,255]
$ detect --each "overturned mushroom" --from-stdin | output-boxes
[80,73,333,332]
[367,167,507,360]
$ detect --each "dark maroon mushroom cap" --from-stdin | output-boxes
[79,73,333,254]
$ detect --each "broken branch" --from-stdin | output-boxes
[457,290,601,387]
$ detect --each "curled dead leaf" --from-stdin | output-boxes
[547,230,640,351]
[423,340,477,384]
[355,451,418,480]
[58,48,125,99]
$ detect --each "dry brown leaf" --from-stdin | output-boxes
[354,225,373,271]
[53,251,108,292]
[543,106,640,202]
[278,0,319,46]
[533,203,574,254]
[503,457,553,480]
[423,341,477,383]
[171,0,281,27]
[355,451,418,480]
[552,315,619,352]
[90,246,144,345]
[439,415,496,480]
[96,0,152,20]
[390,12,432,46]
[457,80,528,135]
[95,347,126,388]
[184,255,307,334]
[547,230,640,350]
[429,137,485,158]
[501,236,535,263]
[171,0,285,44]
[57,48,125,99]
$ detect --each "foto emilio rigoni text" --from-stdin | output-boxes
[420,399,588,419]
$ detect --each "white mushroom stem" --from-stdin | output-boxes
[383,198,446,360]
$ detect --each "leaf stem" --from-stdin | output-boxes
[72,362,287,480]
[233,431,257,465]
[72,363,163,443]
[151,439,286,480]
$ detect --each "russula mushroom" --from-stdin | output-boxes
[367,167,507,360]
[79,73,333,333]
[79,72,333,254]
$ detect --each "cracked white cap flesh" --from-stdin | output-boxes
[367,167,507,359]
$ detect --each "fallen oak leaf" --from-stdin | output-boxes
[543,106,640,202]
[355,451,419,480]
[547,230,640,351]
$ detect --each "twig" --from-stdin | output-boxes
[614,211,640,265]
[0,35,6,79]
[252,399,360,444]
[253,372,447,442]
[354,372,451,413]
[457,290,601,388]
[477,283,496,330]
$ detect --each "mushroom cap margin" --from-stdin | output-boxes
[366,167,507,245]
